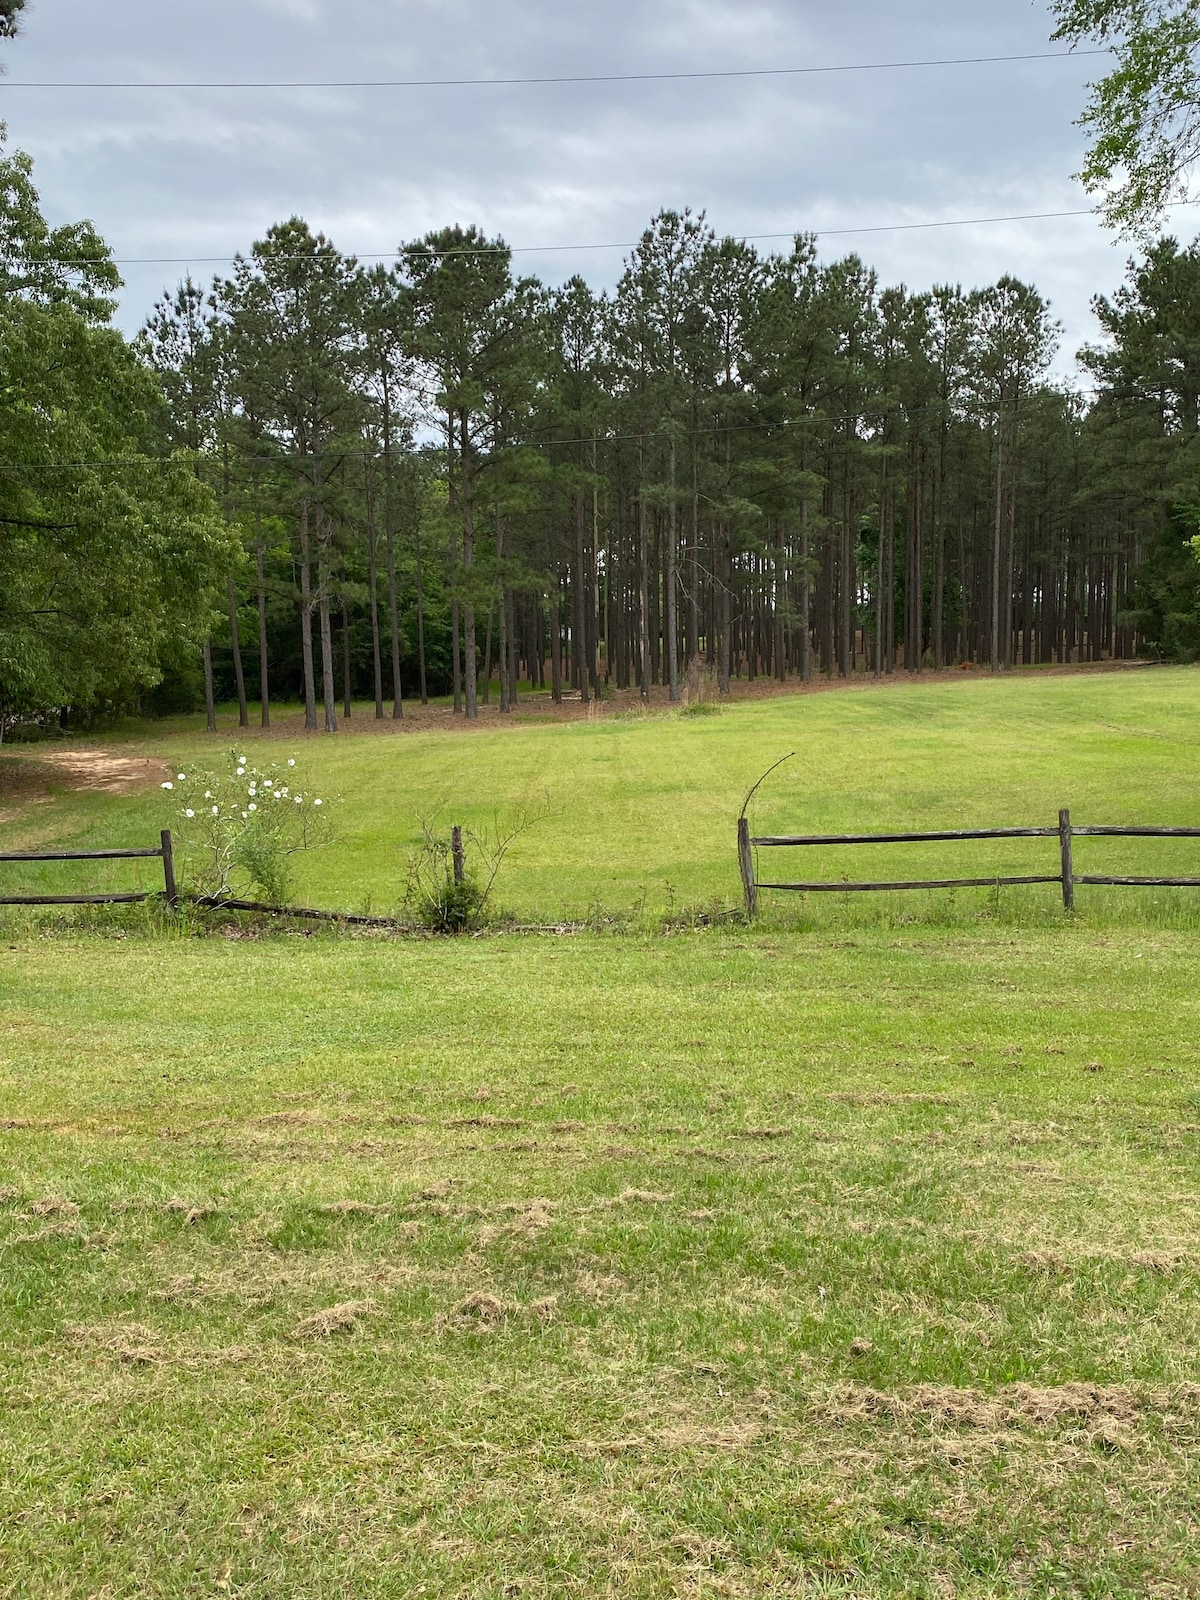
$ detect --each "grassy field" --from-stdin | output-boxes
[1,667,1199,924]
[1,669,1199,1595]
[1,928,1199,1597]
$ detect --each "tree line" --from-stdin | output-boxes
[3,139,1200,732]
[143,207,1200,732]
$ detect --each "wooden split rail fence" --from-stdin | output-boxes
[737,810,1200,918]
[0,831,179,908]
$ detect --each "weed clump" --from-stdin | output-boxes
[404,802,552,934]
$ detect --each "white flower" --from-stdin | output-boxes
[287,758,296,767]
[184,809,195,819]
[161,781,173,790]
[248,803,257,812]
[177,773,186,781]
[263,779,273,788]
[294,796,303,805]
[211,806,219,816]
[314,798,323,807]
[241,811,249,820]
[236,769,246,778]
[204,790,212,799]
[248,785,257,796]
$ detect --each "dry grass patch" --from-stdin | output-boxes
[290,1299,380,1340]
[826,1381,1198,1431]
[451,1290,558,1327]
[65,1321,164,1365]
[588,1188,673,1209]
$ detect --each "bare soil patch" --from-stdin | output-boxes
[0,748,170,823]
[32,748,172,794]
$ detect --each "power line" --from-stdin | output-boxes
[0,388,1109,475]
[6,206,1126,270]
[0,48,1108,91]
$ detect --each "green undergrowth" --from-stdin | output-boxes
[4,883,1200,942]
[1,928,1198,1596]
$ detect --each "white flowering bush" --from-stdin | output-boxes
[162,750,333,904]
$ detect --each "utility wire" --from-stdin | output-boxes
[0,48,1108,91]
[0,388,1110,475]
[3,205,1134,269]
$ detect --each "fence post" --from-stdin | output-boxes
[451,825,465,886]
[738,816,758,920]
[160,829,179,910]
[1058,809,1075,912]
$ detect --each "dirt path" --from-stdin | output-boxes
[0,749,170,825]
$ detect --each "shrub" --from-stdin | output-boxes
[163,750,334,904]
[404,801,552,934]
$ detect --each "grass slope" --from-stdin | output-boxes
[2,668,1199,922]
[2,928,1199,1597]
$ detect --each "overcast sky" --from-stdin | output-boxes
[3,0,1195,380]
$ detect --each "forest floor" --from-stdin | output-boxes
[1,668,1198,1595]
[1,929,1198,1597]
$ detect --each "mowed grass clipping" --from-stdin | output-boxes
[2,667,1200,921]
[2,930,1200,1597]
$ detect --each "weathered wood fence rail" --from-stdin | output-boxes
[737,810,1200,917]
[0,831,178,908]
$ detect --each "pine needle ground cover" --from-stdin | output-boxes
[2,929,1199,1598]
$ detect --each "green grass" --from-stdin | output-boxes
[2,670,1200,1593]
[2,667,1200,924]
[1,928,1199,1597]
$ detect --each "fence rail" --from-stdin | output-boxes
[737,809,1200,917]
[0,831,178,908]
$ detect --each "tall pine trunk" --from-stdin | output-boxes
[990,412,1006,673]
[318,522,338,733]
[481,594,494,706]
[838,466,854,678]
[574,490,590,704]
[718,531,732,696]
[637,443,651,701]
[202,638,217,732]
[462,416,479,720]
[382,377,403,720]
[666,435,680,700]
[227,573,248,728]
[298,495,318,731]
[874,458,886,679]
[688,431,700,671]
[799,501,812,683]
[365,450,384,719]
[342,598,353,720]
[255,533,270,729]
[414,501,428,705]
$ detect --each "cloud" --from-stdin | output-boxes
[250,0,322,21]
[0,0,1158,378]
